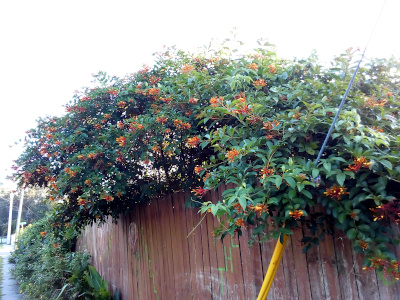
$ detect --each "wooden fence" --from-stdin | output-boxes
[76,187,400,300]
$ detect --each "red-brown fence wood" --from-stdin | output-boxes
[76,190,400,300]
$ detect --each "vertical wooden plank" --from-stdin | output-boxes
[160,195,177,298]
[303,207,326,300]
[139,203,152,300]
[227,234,247,300]
[318,229,342,299]
[205,194,220,299]
[280,235,299,300]
[175,192,193,299]
[258,225,276,300]
[152,196,168,299]
[333,229,359,300]
[210,188,229,299]
[238,227,258,299]
[145,201,162,300]
[290,226,312,300]
[185,193,208,300]
[199,203,214,299]
[169,193,187,299]
[353,247,380,300]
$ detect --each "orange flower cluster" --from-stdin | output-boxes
[345,157,372,173]
[358,240,369,251]
[292,112,302,120]
[289,210,304,220]
[160,97,172,103]
[40,231,47,237]
[87,153,98,159]
[203,173,210,181]
[174,119,191,129]
[363,258,400,281]
[85,179,91,185]
[116,136,126,147]
[102,194,114,203]
[149,75,161,85]
[254,78,267,88]
[370,126,384,133]
[189,97,198,104]
[194,166,204,173]
[77,154,86,160]
[248,204,269,213]
[129,121,144,133]
[210,96,224,107]
[365,97,387,107]
[324,185,349,200]
[104,114,111,119]
[226,149,240,162]
[232,94,252,115]
[235,218,245,227]
[181,64,194,74]
[148,87,160,95]
[246,115,262,124]
[151,145,160,153]
[370,199,400,223]
[137,64,150,75]
[77,198,88,206]
[268,65,276,73]
[191,186,209,198]
[156,116,168,124]
[94,124,102,130]
[106,88,119,96]
[117,121,124,129]
[80,96,91,102]
[232,203,244,213]
[263,120,280,130]
[247,63,258,70]
[186,136,201,147]
[118,101,127,108]
[259,167,274,177]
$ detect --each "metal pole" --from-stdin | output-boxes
[7,192,15,245]
[15,189,25,240]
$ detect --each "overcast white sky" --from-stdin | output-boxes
[0,0,398,189]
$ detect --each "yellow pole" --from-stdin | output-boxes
[257,234,288,300]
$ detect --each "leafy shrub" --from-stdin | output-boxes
[11,217,113,299]
[13,39,400,282]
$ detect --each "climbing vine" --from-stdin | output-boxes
[13,39,400,282]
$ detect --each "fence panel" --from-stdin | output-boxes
[76,190,400,300]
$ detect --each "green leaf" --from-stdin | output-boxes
[300,189,312,199]
[323,162,331,172]
[285,176,296,189]
[379,160,392,170]
[338,213,346,224]
[358,224,370,232]
[238,197,247,211]
[312,168,319,178]
[211,205,218,215]
[346,228,357,240]
[288,189,296,200]
[275,176,283,188]
[336,173,346,186]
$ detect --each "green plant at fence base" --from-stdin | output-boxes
[10,217,117,299]
[12,37,400,283]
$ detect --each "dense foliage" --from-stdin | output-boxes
[14,39,400,281]
[10,217,114,299]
